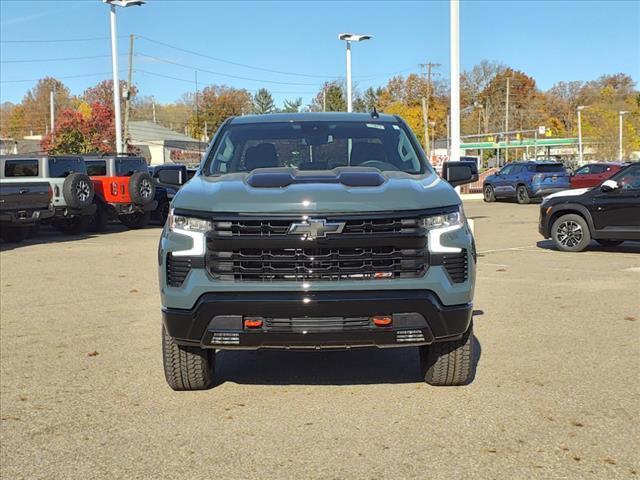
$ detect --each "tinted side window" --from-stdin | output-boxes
[115,158,147,176]
[535,164,565,173]
[614,167,640,190]
[589,165,605,174]
[86,161,107,176]
[4,159,39,177]
[499,165,513,176]
[48,157,86,178]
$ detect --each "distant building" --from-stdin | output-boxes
[0,137,43,155]
[128,121,205,165]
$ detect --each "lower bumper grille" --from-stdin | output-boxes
[166,254,191,287]
[207,246,427,281]
[265,316,371,331]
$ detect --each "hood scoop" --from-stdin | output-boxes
[246,167,386,188]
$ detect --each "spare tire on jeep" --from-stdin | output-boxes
[129,172,155,205]
[63,173,94,209]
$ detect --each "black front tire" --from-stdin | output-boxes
[595,239,624,247]
[516,185,530,204]
[483,185,496,202]
[162,326,215,391]
[119,211,151,229]
[551,213,591,252]
[420,322,474,386]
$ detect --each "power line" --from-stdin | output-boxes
[0,36,126,44]
[0,72,113,83]
[135,53,322,86]
[0,53,125,64]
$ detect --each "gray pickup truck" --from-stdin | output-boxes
[158,112,479,390]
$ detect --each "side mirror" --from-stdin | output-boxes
[600,179,618,192]
[442,160,479,187]
[158,169,183,186]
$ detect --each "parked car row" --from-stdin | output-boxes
[483,160,630,204]
[0,154,194,243]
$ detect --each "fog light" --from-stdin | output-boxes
[372,315,392,327]
[244,317,263,328]
[374,272,393,279]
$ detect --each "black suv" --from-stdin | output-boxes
[539,162,640,251]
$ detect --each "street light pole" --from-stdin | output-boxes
[104,0,145,154]
[108,4,123,153]
[577,105,588,166]
[449,0,461,166]
[619,110,629,161]
[338,33,372,113]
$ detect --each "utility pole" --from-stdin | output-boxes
[419,62,441,157]
[504,76,510,163]
[619,111,629,161]
[124,34,134,146]
[322,87,326,112]
[152,98,157,124]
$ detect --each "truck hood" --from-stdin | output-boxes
[173,170,460,214]
[544,187,590,201]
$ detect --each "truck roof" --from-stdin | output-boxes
[229,112,399,125]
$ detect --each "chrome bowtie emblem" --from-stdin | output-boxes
[288,218,345,240]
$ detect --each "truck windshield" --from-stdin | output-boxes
[115,158,148,176]
[48,157,86,178]
[206,121,430,175]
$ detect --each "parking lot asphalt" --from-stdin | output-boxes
[1,201,639,479]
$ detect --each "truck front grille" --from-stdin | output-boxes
[265,317,371,331]
[207,246,427,281]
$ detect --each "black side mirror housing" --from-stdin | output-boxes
[158,169,184,186]
[442,160,479,187]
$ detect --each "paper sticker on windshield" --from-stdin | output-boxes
[366,123,385,130]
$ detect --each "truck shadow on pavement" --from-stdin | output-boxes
[536,239,640,254]
[214,336,482,387]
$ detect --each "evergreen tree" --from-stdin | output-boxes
[252,88,276,114]
[282,97,303,113]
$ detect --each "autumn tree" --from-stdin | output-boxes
[188,85,252,136]
[18,77,73,138]
[83,79,136,113]
[41,102,116,154]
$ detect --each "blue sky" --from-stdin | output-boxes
[1,0,638,108]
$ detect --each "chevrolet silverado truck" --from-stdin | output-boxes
[158,113,479,390]
[0,155,96,236]
[84,154,156,231]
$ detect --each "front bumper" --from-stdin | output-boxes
[162,290,472,350]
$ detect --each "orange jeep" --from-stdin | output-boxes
[84,154,156,231]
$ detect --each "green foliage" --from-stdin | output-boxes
[252,88,275,114]
[281,97,303,113]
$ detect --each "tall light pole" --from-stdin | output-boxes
[103,0,145,154]
[619,110,629,161]
[338,33,372,112]
[577,105,589,166]
[450,0,461,166]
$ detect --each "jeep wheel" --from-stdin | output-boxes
[516,185,530,204]
[483,185,496,202]
[88,203,108,233]
[595,239,623,247]
[420,322,474,386]
[0,226,30,243]
[551,214,591,252]
[57,216,90,236]
[129,172,155,206]
[63,173,94,209]
[119,211,150,229]
[162,326,215,391]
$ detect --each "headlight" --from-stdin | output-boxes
[168,209,212,233]
[422,207,464,230]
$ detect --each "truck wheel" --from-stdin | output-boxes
[516,185,530,204]
[63,173,94,209]
[595,239,623,247]
[162,326,215,391]
[0,226,30,243]
[119,211,151,229]
[420,322,474,386]
[129,172,155,206]
[483,185,496,202]
[158,200,170,225]
[57,216,90,235]
[88,203,108,233]
[551,214,591,252]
